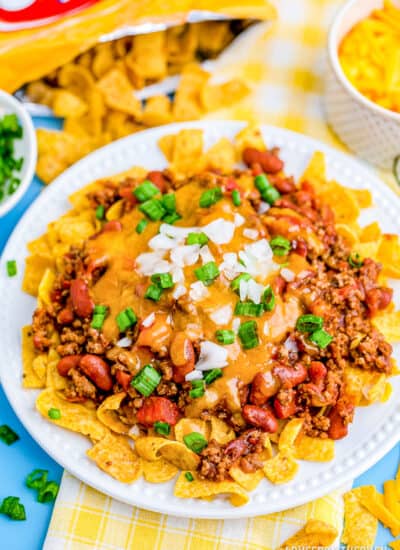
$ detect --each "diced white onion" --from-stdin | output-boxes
[243,228,259,240]
[209,304,233,325]
[129,425,141,437]
[239,239,277,279]
[239,279,248,302]
[189,281,209,301]
[234,213,245,227]
[159,223,193,240]
[185,370,204,382]
[284,337,299,353]
[171,266,184,283]
[116,336,132,348]
[232,317,241,333]
[172,284,187,300]
[281,268,295,282]
[142,312,155,328]
[195,341,229,371]
[247,279,265,304]
[263,322,270,336]
[136,251,171,276]
[148,233,178,250]
[203,219,235,245]
[220,252,245,280]
[258,201,270,214]
[170,244,200,267]
[200,245,215,264]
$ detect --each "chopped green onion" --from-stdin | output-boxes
[238,320,259,349]
[310,328,333,349]
[187,232,209,246]
[134,180,160,202]
[234,301,264,317]
[161,193,176,213]
[6,260,17,277]
[254,174,271,193]
[154,421,171,436]
[131,365,162,396]
[163,212,181,224]
[270,236,291,256]
[393,155,400,186]
[215,329,235,345]
[136,219,148,234]
[145,284,163,301]
[139,199,166,220]
[151,272,174,289]
[194,261,220,286]
[48,408,61,420]
[199,187,222,208]
[0,425,19,445]
[0,496,26,521]
[37,481,59,503]
[91,305,108,330]
[1,114,22,137]
[262,287,275,312]
[203,369,223,385]
[183,432,208,454]
[94,305,108,315]
[189,386,205,399]
[348,252,363,268]
[8,177,20,195]
[262,186,281,205]
[26,469,48,490]
[232,189,241,206]
[231,273,251,293]
[95,204,105,220]
[185,472,194,482]
[116,307,137,332]
[191,379,205,389]
[296,314,323,333]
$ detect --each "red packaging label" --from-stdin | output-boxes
[0,0,100,31]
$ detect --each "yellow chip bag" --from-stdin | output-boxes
[97,392,129,435]
[279,519,338,549]
[87,433,142,483]
[142,458,179,483]
[36,388,109,441]
[174,472,249,507]
[264,452,299,484]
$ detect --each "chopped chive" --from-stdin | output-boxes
[134,180,160,202]
[310,328,333,349]
[185,471,194,482]
[234,301,264,317]
[215,329,235,345]
[187,232,209,246]
[161,193,176,213]
[151,272,174,289]
[131,365,161,396]
[136,219,148,234]
[26,469,48,490]
[0,496,26,521]
[194,261,220,286]
[203,369,223,385]
[139,199,166,220]
[48,408,61,420]
[6,260,17,277]
[145,284,163,301]
[270,235,291,256]
[296,314,323,333]
[262,186,280,205]
[238,320,259,349]
[0,425,19,445]
[95,204,105,220]
[231,273,251,293]
[183,432,208,454]
[232,189,241,206]
[199,187,222,208]
[262,287,275,312]
[37,481,59,503]
[154,421,171,436]
[189,386,205,399]
[116,307,137,332]
[254,174,271,193]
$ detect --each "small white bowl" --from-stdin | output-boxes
[0,90,37,217]
[325,0,400,171]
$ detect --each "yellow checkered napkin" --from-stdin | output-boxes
[43,1,397,548]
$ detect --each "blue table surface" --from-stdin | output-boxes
[0,116,398,549]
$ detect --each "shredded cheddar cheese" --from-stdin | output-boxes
[339,0,400,114]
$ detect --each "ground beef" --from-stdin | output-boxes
[85,327,109,355]
[57,325,86,356]
[31,308,54,351]
[65,368,97,401]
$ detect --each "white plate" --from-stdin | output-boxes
[1,121,400,519]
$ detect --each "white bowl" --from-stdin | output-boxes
[325,0,400,171]
[0,90,37,217]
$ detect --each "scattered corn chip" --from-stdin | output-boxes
[279,519,338,549]
[342,488,378,547]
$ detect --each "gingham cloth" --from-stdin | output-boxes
[43,1,398,548]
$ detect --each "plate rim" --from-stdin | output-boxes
[1,119,400,519]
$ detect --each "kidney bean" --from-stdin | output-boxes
[136,396,179,426]
[366,287,393,316]
[224,438,248,460]
[328,400,355,440]
[272,274,286,296]
[57,308,74,325]
[308,361,327,385]
[79,354,113,391]
[102,220,122,232]
[119,185,138,204]
[70,279,94,319]
[273,393,297,419]
[273,177,296,194]
[242,405,278,433]
[116,370,133,391]
[272,362,307,389]
[250,371,280,405]
[292,238,308,257]
[57,355,82,377]
[242,147,284,174]
[147,170,168,193]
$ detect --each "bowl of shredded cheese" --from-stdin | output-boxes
[325,0,400,173]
